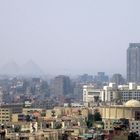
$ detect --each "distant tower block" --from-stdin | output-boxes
[127,43,140,83]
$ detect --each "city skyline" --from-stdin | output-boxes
[0,1,140,75]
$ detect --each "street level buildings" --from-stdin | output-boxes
[100,100,140,135]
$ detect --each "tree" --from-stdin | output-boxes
[14,126,21,132]
[94,112,102,121]
[54,122,62,129]
[86,111,102,128]
[62,133,69,140]
[86,113,94,128]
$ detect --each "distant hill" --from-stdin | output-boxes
[0,61,20,76]
[0,60,44,76]
[21,60,44,76]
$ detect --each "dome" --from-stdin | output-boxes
[125,99,140,107]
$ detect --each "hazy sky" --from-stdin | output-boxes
[0,0,140,75]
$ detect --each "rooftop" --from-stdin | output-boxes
[129,43,140,48]
[125,99,140,107]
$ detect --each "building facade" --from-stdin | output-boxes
[101,83,120,102]
[0,108,11,123]
[119,83,140,102]
[127,43,140,83]
[100,100,140,135]
[110,73,125,86]
[83,85,101,104]
[51,75,71,96]
[101,83,140,103]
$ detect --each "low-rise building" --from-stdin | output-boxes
[0,108,11,123]
[6,129,59,140]
[1,103,23,114]
[129,121,140,135]
[100,99,140,135]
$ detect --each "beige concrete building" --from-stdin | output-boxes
[1,103,23,113]
[129,121,140,135]
[20,122,38,133]
[22,108,44,115]
[100,99,140,132]
[6,129,59,140]
[11,114,18,123]
[0,108,11,123]
[46,107,89,119]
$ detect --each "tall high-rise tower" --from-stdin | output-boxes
[50,75,71,96]
[127,43,140,83]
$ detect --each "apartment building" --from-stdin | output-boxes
[0,108,11,123]
[83,85,101,103]
[101,83,140,103]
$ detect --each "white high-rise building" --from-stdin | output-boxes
[127,43,140,83]
[101,83,140,103]
[83,85,101,103]
[101,83,119,102]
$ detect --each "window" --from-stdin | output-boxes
[135,111,140,120]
